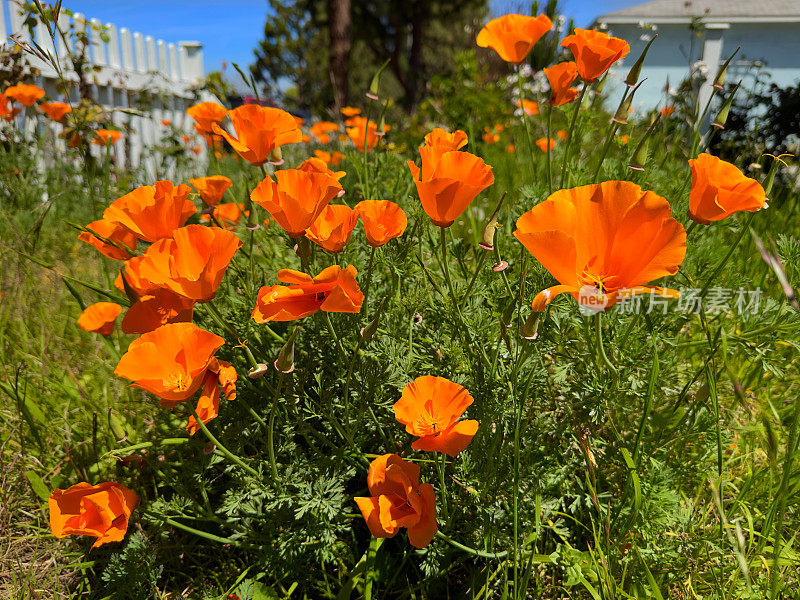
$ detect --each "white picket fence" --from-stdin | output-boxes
[0,0,213,177]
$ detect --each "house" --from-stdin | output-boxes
[595,0,800,114]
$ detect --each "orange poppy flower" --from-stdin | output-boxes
[77,302,122,336]
[297,156,346,180]
[516,99,539,116]
[212,105,302,166]
[660,105,676,118]
[393,376,478,456]
[345,116,390,153]
[115,322,225,406]
[482,132,500,144]
[535,137,555,152]
[341,106,361,118]
[544,61,580,106]
[49,482,138,549]
[250,168,343,237]
[186,101,227,135]
[476,13,553,63]
[39,101,72,123]
[355,200,407,247]
[0,93,21,122]
[314,149,345,166]
[200,202,249,229]
[507,144,516,153]
[556,129,568,141]
[187,358,238,435]
[137,225,242,302]
[120,288,195,334]
[514,180,686,312]
[423,128,468,152]
[310,121,339,144]
[4,83,45,107]
[190,175,233,206]
[687,153,766,224]
[161,119,172,126]
[181,134,191,143]
[93,129,122,146]
[305,205,360,253]
[408,149,494,228]
[252,265,362,322]
[78,219,137,260]
[561,28,630,82]
[354,453,437,548]
[619,134,629,145]
[103,181,196,243]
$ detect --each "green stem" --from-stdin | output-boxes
[163,517,240,545]
[462,251,488,304]
[592,118,621,183]
[440,227,458,304]
[516,65,537,174]
[594,313,618,375]
[699,212,757,298]
[361,246,377,317]
[559,84,589,188]
[267,374,286,486]
[435,531,509,559]
[323,311,346,360]
[545,102,553,195]
[189,408,259,479]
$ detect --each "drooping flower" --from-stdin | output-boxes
[514,180,686,312]
[186,101,227,137]
[250,168,343,237]
[340,106,361,118]
[560,28,630,82]
[355,200,408,247]
[103,181,196,243]
[186,358,238,435]
[114,322,225,406]
[78,219,138,260]
[200,203,249,230]
[544,61,580,106]
[305,205,360,253]
[310,121,339,144]
[190,175,233,206]
[252,265,362,322]
[49,482,138,549]
[345,116,390,153]
[687,153,766,224]
[535,137,555,152]
[212,105,302,166]
[354,453,437,548]
[516,99,539,116]
[423,128,468,152]
[4,83,45,107]
[314,149,345,166]
[93,129,122,146]
[476,13,553,63]
[77,302,122,336]
[39,101,72,123]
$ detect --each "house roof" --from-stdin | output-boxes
[598,0,800,23]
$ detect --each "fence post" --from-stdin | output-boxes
[0,0,7,43]
[179,41,204,83]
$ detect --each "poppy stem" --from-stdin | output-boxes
[516,65,537,175]
[361,246,377,316]
[698,212,757,298]
[267,374,285,487]
[594,313,618,375]
[163,517,240,546]
[189,407,260,479]
[322,311,346,361]
[591,117,621,184]
[434,531,509,559]
[463,251,488,302]
[439,227,458,304]
[686,221,698,237]
[559,84,589,188]
[546,102,553,195]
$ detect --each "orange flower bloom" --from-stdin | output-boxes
[137,225,241,302]
[535,137,555,152]
[0,93,21,122]
[354,453,437,548]
[393,376,478,456]
[186,101,227,136]
[476,13,553,63]
[314,149,345,166]
[516,99,539,116]
[4,83,44,107]
[544,61,580,106]
[39,101,72,122]
[252,265,362,322]
[514,181,686,312]
[114,322,225,406]
[355,200,408,247]
[297,156,346,180]
[346,116,389,153]
[120,288,195,334]
[187,358,238,435]
[190,175,233,206]
[561,28,630,82]
[78,219,137,260]
[340,106,361,118]
[408,149,494,227]
[556,129,568,141]
[310,121,339,144]
[77,302,122,336]
[181,134,191,143]
[93,129,122,146]
[250,168,343,237]
[660,105,676,118]
[305,205,360,253]
[423,128,468,152]
[482,132,499,144]
[103,181,196,243]
[200,202,249,229]
[161,119,172,126]
[619,134,629,145]
[49,482,138,549]
[507,144,516,153]
[212,105,302,166]
[687,153,766,224]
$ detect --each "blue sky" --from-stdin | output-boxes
[60,0,642,83]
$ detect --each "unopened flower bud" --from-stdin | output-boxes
[625,35,657,88]
[501,302,515,328]
[713,46,740,90]
[268,146,283,166]
[369,58,391,99]
[275,326,300,374]
[360,297,385,342]
[479,192,506,251]
[248,363,269,379]
[294,236,311,259]
[520,311,541,340]
[612,91,634,124]
[711,82,740,129]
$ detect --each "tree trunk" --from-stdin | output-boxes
[405,1,425,112]
[328,0,351,111]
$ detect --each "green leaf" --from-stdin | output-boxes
[25,470,51,502]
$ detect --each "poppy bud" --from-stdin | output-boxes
[624,35,657,88]
[501,301,515,328]
[711,81,740,129]
[628,113,661,171]
[612,80,643,124]
[368,58,391,100]
[713,46,740,90]
[593,72,607,96]
[248,363,269,379]
[108,409,128,443]
[295,236,311,259]
[762,153,791,198]
[268,146,283,165]
[118,268,140,304]
[274,326,300,374]
[360,297,385,342]
[479,192,506,251]
[520,311,541,340]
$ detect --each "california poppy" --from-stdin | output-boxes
[187,358,237,435]
[137,225,241,302]
[619,134,629,145]
[408,149,494,227]
[305,205,360,253]
[660,105,676,118]
[103,181,196,243]
[310,121,339,144]
[186,101,227,136]
[544,61,580,106]
[514,180,686,312]
[79,219,137,260]
[200,203,249,230]
[561,28,630,82]
[250,168,343,237]
[536,137,556,152]
[115,322,225,406]
[688,153,766,224]
[212,105,302,166]
[93,129,122,146]
[120,288,195,334]
[340,106,361,118]
[556,129,568,141]
[4,83,45,107]
[190,175,232,206]
[49,482,138,549]
[252,265,362,322]
[393,376,478,456]
[355,200,407,247]
[424,128,468,152]
[354,453,437,548]
[482,132,500,144]
[297,155,346,181]
[345,116,390,153]
[516,99,539,116]
[0,93,21,122]
[39,101,72,123]
[161,119,172,126]
[476,13,553,64]
[314,149,345,166]
[77,302,122,336]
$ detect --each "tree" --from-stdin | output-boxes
[328,0,351,110]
